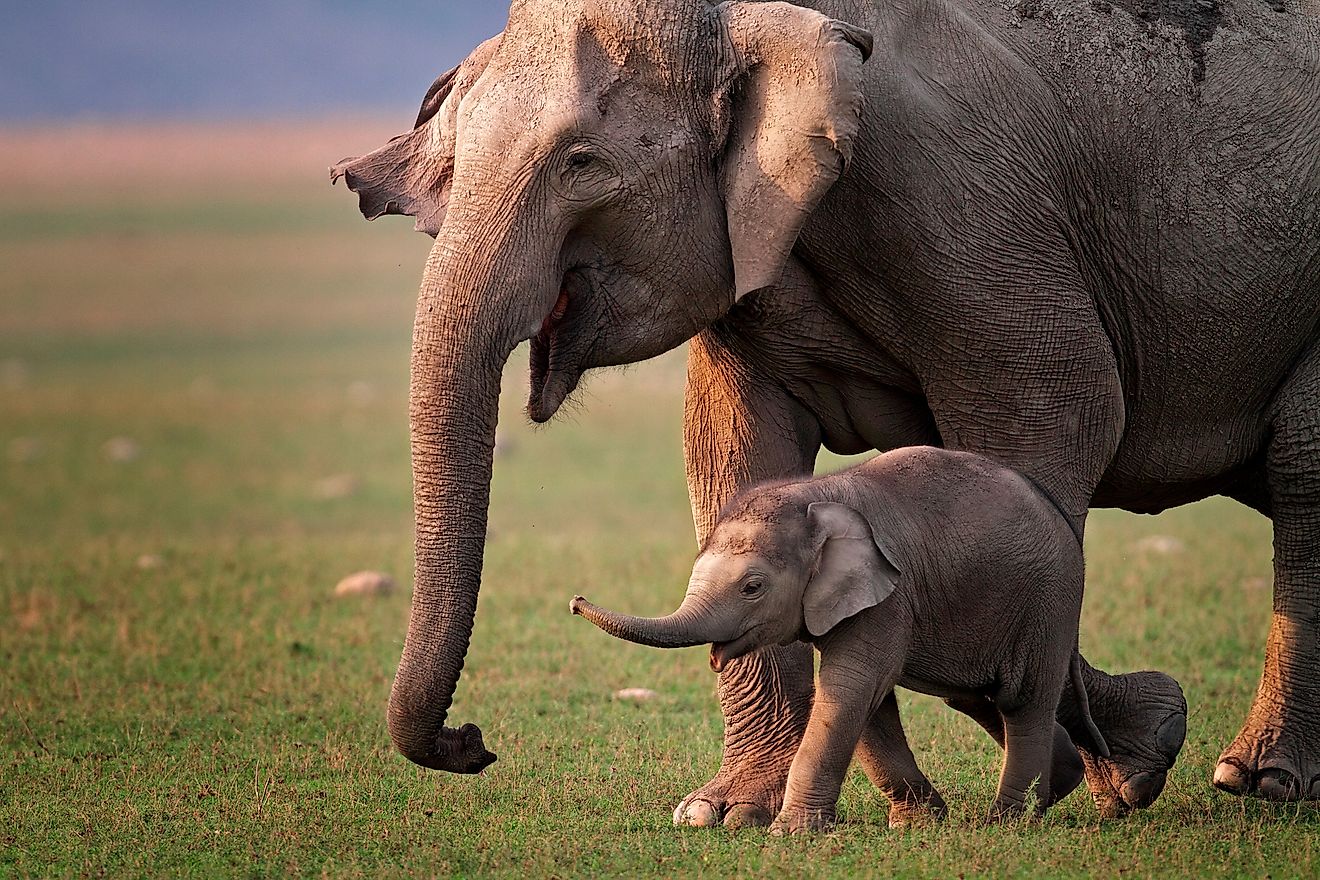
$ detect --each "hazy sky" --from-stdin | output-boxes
[2,1,513,121]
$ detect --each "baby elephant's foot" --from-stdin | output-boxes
[887,789,948,829]
[1082,670,1187,818]
[985,795,1044,825]
[769,805,836,836]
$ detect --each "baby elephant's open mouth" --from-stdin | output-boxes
[709,629,760,673]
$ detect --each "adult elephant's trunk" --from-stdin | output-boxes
[570,594,731,649]
[386,232,536,774]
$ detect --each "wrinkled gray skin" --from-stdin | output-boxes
[332,0,1319,825]
[575,447,1129,831]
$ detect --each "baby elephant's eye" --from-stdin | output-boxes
[740,580,764,598]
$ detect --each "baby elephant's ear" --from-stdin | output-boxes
[804,502,900,637]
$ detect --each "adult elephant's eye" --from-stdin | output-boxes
[741,580,764,599]
[566,150,596,171]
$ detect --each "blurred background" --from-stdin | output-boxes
[3,2,509,121]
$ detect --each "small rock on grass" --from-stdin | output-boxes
[335,571,395,597]
[314,473,360,500]
[346,381,377,407]
[7,437,41,463]
[613,688,659,702]
[1133,535,1184,555]
[136,554,164,571]
[103,437,141,463]
[189,376,217,399]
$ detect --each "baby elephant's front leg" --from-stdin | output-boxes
[771,645,890,835]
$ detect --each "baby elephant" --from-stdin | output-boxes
[572,446,1111,833]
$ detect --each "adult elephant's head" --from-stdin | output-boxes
[332,0,871,773]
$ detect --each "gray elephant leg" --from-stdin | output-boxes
[856,691,948,827]
[771,641,895,836]
[990,703,1058,821]
[675,333,821,828]
[1215,345,1320,801]
[944,695,1083,807]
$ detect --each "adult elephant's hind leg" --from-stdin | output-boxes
[675,332,821,827]
[1215,346,1320,800]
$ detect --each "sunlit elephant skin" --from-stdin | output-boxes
[333,0,1319,820]
[574,447,1138,831]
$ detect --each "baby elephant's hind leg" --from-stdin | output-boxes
[991,704,1057,821]
[855,692,948,827]
[946,694,1084,807]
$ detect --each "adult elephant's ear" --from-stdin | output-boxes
[330,33,502,238]
[803,502,899,638]
[714,2,871,300]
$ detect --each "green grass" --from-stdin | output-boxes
[2,124,1317,878]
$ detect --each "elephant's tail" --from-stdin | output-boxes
[1072,650,1111,759]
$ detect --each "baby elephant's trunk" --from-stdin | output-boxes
[570,595,724,648]
[1072,651,1112,759]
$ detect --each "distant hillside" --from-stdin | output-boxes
[1,1,511,121]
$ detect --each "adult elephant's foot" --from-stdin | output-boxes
[672,753,794,829]
[673,643,814,828]
[1214,714,1320,801]
[1212,636,1320,800]
[1075,669,1187,818]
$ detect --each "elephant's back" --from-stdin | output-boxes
[859,448,1077,561]
[851,449,1083,613]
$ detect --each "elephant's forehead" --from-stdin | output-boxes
[706,513,802,560]
[505,0,708,84]
[691,552,756,585]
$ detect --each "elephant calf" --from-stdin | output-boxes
[572,446,1116,832]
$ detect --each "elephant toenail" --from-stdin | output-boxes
[1213,759,1251,795]
[1156,714,1187,758]
[1121,771,1166,809]
[724,802,773,828]
[676,799,720,827]
[1257,769,1301,801]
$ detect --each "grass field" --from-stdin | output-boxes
[2,122,1317,878]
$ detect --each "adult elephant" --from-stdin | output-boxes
[333,0,1320,823]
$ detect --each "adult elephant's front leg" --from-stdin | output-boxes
[674,331,820,828]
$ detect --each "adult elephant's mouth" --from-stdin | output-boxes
[527,270,589,423]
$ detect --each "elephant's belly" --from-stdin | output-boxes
[785,374,939,457]
[1091,397,1272,513]
[895,673,988,703]
[777,335,1273,513]
[1091,466,1256,514]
